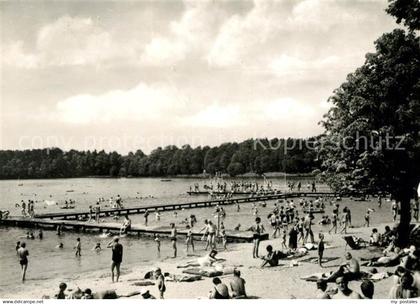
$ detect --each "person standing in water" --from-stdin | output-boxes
[74,238,82,257]
[144,209,150,226]
[154,234,161,257]
[170,223,177,258]
[17,242,29,282]
[107,237,123,283]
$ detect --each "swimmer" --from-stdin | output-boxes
[56,242,64,249]
[93,242,102,253]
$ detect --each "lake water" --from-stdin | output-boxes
[0,177,393,294]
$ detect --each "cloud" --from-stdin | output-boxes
[54,83,186,124]
[1,41,39,69]
[141,1,226,66]
[2,15,142,68]
[184,104,243,128]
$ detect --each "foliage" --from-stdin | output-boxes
[318,29,420,197]
[0,138,318,179]
[386,0,420,32]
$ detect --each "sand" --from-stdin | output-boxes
[1,220,406,299]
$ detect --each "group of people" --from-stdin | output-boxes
[16,200,36,217]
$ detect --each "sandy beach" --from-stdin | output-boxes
[1,221,404,299]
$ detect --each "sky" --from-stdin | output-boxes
[0,0,397,154]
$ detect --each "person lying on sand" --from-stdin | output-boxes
[178,250,224,268]
[364,247,405,267]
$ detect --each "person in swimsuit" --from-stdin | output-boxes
[209,277,230,299]
[154,234,161,256]
[154,267,166,299]
[247,217,265,258]
[170,223,177,258]
[199,220,210,250]
[107,237,123,282]
[74,238,81,257]
[186,225,195,253]
[324,252,361,282]
[207,221,217,250]
[229,269,247,298]
[17,242,29,282]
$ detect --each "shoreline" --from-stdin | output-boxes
[0,173,316,181]
[1,221,404,299]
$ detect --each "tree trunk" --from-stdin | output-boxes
[395,190,412,248]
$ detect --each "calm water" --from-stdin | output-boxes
[0,177,393,293]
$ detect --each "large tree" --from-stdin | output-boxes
[318,18,420,245]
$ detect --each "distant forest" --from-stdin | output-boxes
[0,138,319,179]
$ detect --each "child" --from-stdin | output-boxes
[154,268,166,299]
[280,226,287,249]
[318,233,325,267]
[186,225,194,253]
[154,234,161,256]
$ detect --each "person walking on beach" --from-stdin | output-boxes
[74,238,81,257]
[17,242,29,282]
[107,237,123,283]
[329,212,338,234]
[170,223,177,258]
[247,217,265,258]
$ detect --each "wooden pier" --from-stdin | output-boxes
[32,191,336,220]
[0,217,268,243]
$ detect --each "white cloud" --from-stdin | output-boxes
[269,55,341,76]
[262,98,316,120]
[207,0,281,67]
[54,83,186,124]
[1,41,39,69]
[141,0,226,66]
[184,104,243,128]
[2,15,142,68]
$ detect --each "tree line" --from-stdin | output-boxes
[0,138,318,179]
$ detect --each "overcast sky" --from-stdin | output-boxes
[1,0,396,154]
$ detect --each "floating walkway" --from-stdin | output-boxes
[0,217,268,243]
[32,191,336,220]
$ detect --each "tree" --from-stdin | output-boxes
[318,29,420,246]
[386,0,420,32]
